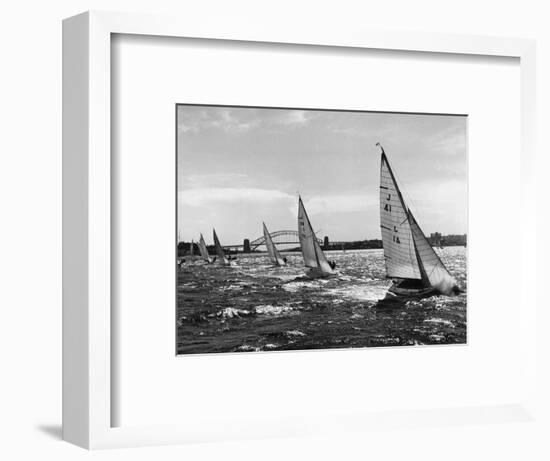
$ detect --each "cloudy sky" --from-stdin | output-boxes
[177,105,467,245]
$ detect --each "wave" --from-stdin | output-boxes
[255,304,297,315]
[427,334,447,343]
[285,329,306,337]
[424,317,455,327]
[216,307,252,319]
[282,279,330,293]
[326,284,388,302]
[235,344,260,352]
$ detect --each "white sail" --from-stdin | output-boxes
[297,197,333,274]
[263,222,285,266]
[408,210,457,294]
[213,229,230,266]
[198,234,213,263]
[380,152,422,280]
[190,240,194,257]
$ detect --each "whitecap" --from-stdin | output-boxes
[255,304,295,315]
[282,281,318,293]
[327,284,388,302]
[236,344,260,352]
[216,307,251,319]
[223,284,243,291]
[428,334,446,342]
[424,318,454,327]
[285,330,306,337]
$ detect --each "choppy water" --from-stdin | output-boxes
[177,247,467,354]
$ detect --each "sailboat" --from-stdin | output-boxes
[198,233,214,264]
[297,196,335,278]
[213,229,231,266]
[378,143,459,297]
[189,240,195,258]
[263,222,286,266]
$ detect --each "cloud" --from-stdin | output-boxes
[178,108,259,134]
[427,124,467,157]
[301,194,377,215]
[181,173,249,189]
[178,188,294,207]
[178,107,318,135]
[277,110,312,126]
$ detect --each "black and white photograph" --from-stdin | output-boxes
[4,1,545,457]
[176,105,467,354]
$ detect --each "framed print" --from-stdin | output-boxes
[175,105,467,355]
[62,11,537,449]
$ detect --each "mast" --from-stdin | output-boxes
[378,143,409,217]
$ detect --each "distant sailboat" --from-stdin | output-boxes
[297,196,335,278]
[378,143,459,297]
[213,229,231,266]
[190,240,194,257]
[263,222,286,266]
[198,233,213,264]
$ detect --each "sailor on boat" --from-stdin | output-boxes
[377,142,460,297]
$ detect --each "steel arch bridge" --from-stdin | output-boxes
[249,230,323,251]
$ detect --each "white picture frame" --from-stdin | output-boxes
[62,10,537,449]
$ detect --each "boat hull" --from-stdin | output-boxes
[387,283,438,298]
[305,267,334,279]
[386,280,461,298]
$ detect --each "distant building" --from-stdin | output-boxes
[430,232,442,247]
[428,232,467,247]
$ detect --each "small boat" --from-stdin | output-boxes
[198,233,214,264]
[263,222,286,266]
[378,143,460,297]
[297,196,335,278]
[177,257,185,270]
[189,240,195,258]
[213,229,231,266]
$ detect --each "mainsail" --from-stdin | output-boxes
[190,240,194,257]
[198,233,213,263]
[378,144,457,294]
[297,197,333,274]
[213,229,230,266]
[380,149,421,280]
[263,222,285,266]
